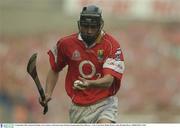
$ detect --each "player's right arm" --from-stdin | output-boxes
[39,39,67,107]
[39,68,59,107]
[45,69,59,98]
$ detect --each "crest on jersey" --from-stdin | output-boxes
[97,49,104,61]
[71,50,81,60]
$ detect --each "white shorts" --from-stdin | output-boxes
[69,96,118,123]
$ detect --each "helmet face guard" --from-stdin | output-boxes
[78,5,104,46]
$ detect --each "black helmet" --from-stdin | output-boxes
[78,5,104,46]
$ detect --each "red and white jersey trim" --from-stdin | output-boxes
[51,46,58,64]
[103,58,125,74]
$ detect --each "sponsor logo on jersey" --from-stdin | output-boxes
[79,60,96,79]
[71,50,81,61]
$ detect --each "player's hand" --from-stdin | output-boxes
[39,94,51,107]
[73,76,89,90]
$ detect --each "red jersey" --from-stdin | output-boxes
[48,32,125,105]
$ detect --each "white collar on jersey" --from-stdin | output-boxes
[78,30,105,48]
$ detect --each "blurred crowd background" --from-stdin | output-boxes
[0,0,180,123]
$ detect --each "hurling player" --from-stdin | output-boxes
[39,5,125,123]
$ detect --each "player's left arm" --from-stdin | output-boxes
[74,39,125,90]
[74,50,125,90]
[77,74,114,89]
[74,57,124,90]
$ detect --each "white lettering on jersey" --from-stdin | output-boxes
[79,60,96,79]
[115,48,122,61]
[103,58,125,74]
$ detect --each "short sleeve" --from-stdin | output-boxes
[47,40,67,72]
[103,41,125,79]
